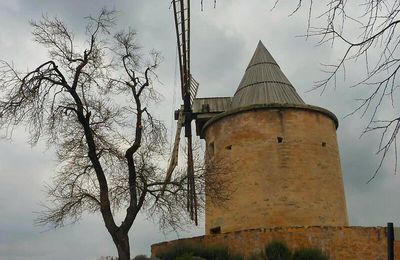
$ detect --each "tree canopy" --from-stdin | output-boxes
[0,9,229,259]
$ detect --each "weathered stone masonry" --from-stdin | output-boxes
[153,226,397,259]
[204,107,348,234]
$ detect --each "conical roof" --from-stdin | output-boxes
[231,41,305,109]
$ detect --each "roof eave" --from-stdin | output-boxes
[201,103,339,137]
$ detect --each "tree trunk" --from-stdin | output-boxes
[113,232,130,260]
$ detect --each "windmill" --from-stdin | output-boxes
[164,0,200,225]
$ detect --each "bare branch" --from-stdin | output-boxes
[0,8,231,259]
[273,0,400,180]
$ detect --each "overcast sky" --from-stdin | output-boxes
[0,0,399,259]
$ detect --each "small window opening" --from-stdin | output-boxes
[208,142,215,158]
[225,145,232,150]
[210,226,221,234]
[322,142,326,147]
[202,104,210,112]
[277,136,283,143]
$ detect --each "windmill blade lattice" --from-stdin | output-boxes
[164,0,198,225]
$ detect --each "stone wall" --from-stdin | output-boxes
[203,107,348,234]
[152,226,392,259]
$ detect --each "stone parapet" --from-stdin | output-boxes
[152,226,393,259]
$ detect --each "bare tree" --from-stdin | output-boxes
[272,0,400,180]
[0,9,229,259]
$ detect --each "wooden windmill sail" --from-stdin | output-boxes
[164,0,200,224]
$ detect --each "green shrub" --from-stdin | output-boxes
[292,248,329,260]
[156,242,196,260]
[175,252,194,260]
[156,242,242,260]
[265,240,291,260]
[133,255,149,260]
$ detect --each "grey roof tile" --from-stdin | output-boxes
[192,97,231,113]
[231,41,305,109]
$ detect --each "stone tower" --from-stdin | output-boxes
[193,41,348,235]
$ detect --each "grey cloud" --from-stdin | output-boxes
[0,0,399,259]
